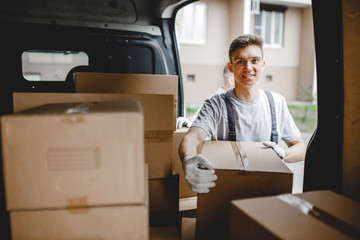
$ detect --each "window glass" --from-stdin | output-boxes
[254,10,284,48]
[176,2,207,45]
[22,50,89,81]
[265,11,272,44]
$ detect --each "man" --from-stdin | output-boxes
[178,34,306,194]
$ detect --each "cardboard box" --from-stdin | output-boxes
[149,174,180,227]
[1,101,146,211]
[181,217,196,240]
[74,72,178,98]
[196,141,293,240]
[230,190,360,240]
[10,205,149,239]
[74,72,178,130]
[173,128,197,198]
[150,226,180,240]
[13,92,174,179]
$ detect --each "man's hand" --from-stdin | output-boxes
[176,117,192,129]
[182,154,218,193]
[262,141,286,160]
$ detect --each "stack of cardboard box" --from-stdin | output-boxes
[74,73,181,234]
[1,101,149,239]
[1,73,182,239]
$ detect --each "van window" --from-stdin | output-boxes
[22,50,89,81]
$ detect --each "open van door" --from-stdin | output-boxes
[0,0,196,237]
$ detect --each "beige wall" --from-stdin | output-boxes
[260,66,298,100]
[260,7,303,100]
[182,64,225,106]
[179,0,314,107]
[297,7,315,100]
[179,0,233,106]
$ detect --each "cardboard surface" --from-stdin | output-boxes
[173,128,197,198]
[181,218,196,240]
[13,92,175,179]
[10,205,149,239]
[230,190,360,240]
[74,72,178,98]
[149,175,179,227]
[74,72,178,130]
[2,101,146,211]
[150,226,180,240]
[196,141,293,240]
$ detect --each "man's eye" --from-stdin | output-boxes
[238,60,245,65]
[252,59,259,63]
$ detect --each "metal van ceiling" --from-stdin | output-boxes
[0,0,194,35]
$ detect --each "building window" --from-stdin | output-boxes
[254,4,287,48]
[176,2,207,45]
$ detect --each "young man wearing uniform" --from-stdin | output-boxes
[179,34,306,194]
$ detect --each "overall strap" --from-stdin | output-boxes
[264,91,278,144]
[221,93,236,141]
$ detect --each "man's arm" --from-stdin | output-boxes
[284,136,306,163]
[179,126,208,160]
[178,126,217,194]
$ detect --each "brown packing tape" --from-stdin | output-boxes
[145,130,173,143]
[235,142,252,170]
[277,194,360,239]
[66,196,90,214]
[230,142,252,171]
[62,102,96,123]
[230,142,244,170]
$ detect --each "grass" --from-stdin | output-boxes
[288,104,317,133]
[186,106,200,115]
[187,103,318,133]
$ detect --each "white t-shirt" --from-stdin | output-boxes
[192,88,300,143]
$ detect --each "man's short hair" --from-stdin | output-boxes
[228,34,264,61]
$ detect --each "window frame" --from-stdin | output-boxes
[254,4,287,49]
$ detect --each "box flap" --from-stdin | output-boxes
[15,101,142,116]
[200,141,292,174]
[297,190,360,233]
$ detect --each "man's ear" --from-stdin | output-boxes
[227,62,233,73]
[261,60,265,70]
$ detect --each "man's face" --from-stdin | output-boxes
[227,45,265,88]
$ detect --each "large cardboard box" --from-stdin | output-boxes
[1,101,146,211]
[13,92,174,179]
[74,72,178,98]
[150,226,180,240]
[230,190,360,240]
[10,205,149,239]
[196,141,293,240]
[74,72,178,129]
[173,128,197,198]
[149,174,180,227]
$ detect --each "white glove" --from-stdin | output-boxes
[176,117,192,129]
[182,154,218,193]
[262,141,286,160]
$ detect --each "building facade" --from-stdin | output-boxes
[177,0,314,110]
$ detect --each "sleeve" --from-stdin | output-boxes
[191,95,223,139]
